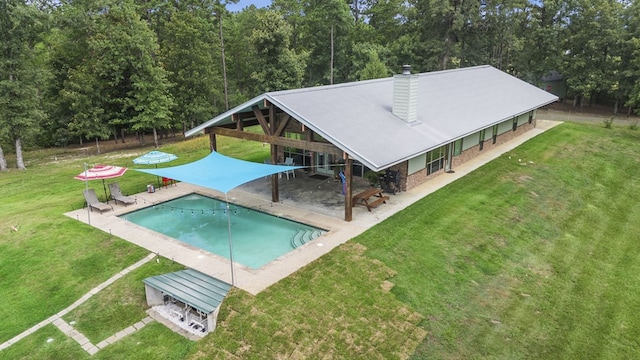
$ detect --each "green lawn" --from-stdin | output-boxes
[1,122,639,359]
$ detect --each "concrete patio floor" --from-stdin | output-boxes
[65,120,561,295]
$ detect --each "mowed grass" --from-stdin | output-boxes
[1,121,639,359]
[358,122,640,359]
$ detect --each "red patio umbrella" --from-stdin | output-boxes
[75,164,128,202]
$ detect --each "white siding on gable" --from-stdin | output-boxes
[462,132,480,150]
[408,153,427,174]
[497,119,512,134]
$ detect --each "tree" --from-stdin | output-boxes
[249,9,307,93]
[58,0,174,149]
[359,51,388,80]
[301,0,354,85]
[516,0,567,83]
[411,0,481,70]
[150,1,222,132]
[622,0,640,115]
[365,0,407,46]
[561,0,625,108]
[0,0,47,170]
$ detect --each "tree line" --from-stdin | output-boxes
[1,0,638,170]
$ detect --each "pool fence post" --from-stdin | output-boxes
[225,194,236,285]
[84,162,91,225]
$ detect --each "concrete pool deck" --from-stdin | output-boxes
[65,120,561,295]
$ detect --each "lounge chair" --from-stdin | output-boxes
[83,188,113,213]
[108,182,136,206]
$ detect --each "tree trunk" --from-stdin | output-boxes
[218,11,229,111]
[153,128,159,148]
[330,24,334,85]
[95,137,101,154]
[0,145,7,171]
[614,99,618,115]
[121,128,126,143]
[15,137,26,170]
[441,35,450,70]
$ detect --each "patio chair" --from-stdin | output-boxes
[283,157,296,180]
[83,188,113,213]
[108,182,136,206]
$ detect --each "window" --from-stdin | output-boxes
[426,146,445,175]
[453,139,463,156]
[492,125,498,144]
[512,117,518,131]
[462,132,480,151]
[528,111,533,124]
[479,130,485,150]
[283,132,305,161]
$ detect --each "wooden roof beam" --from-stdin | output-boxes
[273,114,290,137]
[252,105,271,135]
[210,127,342,155]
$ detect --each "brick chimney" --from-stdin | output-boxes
[392,65,418,123]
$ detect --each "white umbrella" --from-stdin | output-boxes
[133,151,178,187]
[133,151,178,165]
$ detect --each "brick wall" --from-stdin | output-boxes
[402,120,536,191]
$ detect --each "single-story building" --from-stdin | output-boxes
[186,65,558,221]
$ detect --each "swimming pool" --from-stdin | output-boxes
[119,193,326,269]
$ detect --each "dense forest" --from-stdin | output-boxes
[1,0,639,169]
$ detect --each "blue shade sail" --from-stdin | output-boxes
[134,151,303,194]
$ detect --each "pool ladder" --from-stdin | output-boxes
[290,229,325,249]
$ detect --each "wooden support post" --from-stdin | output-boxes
[271,144,279,203]
[209,133,217,152]
[344,156,353,222]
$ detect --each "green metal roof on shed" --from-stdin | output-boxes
[143,269,231,314]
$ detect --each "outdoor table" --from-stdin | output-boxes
[352,187,389,212]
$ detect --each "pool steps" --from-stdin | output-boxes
[290,229,326,248]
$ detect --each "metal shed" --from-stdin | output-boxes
[143,269,231,334]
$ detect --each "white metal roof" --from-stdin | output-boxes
[186,65,558,172]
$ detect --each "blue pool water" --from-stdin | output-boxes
[119,193,325,269]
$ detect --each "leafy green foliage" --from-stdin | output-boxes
[0,0,48,168]
[152,1,223,131]
[249,10,307,92]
